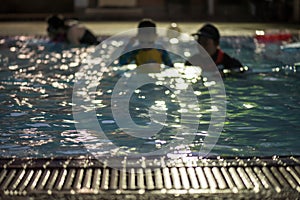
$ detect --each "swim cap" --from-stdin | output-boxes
[192,23,220,42]
[137,18,157,36]
[138,18,156,28]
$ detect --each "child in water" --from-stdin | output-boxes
[119,19,173,72]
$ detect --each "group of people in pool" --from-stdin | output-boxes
[46,15,244,74]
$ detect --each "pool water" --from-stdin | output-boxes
[0,35,299,158]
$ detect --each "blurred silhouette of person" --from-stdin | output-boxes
[166,22,181,39]
[186,23,245,74]
[119,18,173,72]
[46,14,99,45]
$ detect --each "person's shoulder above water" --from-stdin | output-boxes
[211,49,243,69]
[67,25,99,45]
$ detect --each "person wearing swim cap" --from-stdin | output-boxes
[119,18,173,71]
[187,23,245,74]
[46,14,99,45]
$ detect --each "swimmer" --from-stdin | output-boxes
[119,18,174,72]
[46,14,99,45]
[166,22,181,39]
[187,23,247,74]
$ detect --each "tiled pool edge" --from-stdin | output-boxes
[0,156,299,199]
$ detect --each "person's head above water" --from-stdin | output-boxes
[192,23,220,55]
[137,18,157,44]
[46,15,67,42]
[47,15,65,30]
[138,18,156,29]
[192,23,220,45]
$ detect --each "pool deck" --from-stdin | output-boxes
[0,21,300,37]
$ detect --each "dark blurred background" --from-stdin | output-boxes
[0,0,299,22]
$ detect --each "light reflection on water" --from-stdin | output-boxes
[0,35,299,157]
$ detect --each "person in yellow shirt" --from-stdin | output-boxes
[119,19,173,68]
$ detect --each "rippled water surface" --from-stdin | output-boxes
[0,35,299,157]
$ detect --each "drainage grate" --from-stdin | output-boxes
[0,156,299,198]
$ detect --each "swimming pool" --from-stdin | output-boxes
[0,34,299,159]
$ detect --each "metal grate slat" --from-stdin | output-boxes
[195,167,208,189]
[54,169,67,190]
[137,168,145,189]
[270,167,289,189]
[73,169,84,190]
[128,168,136,190]
[36,170,50,190]
[16,169,34,192]
[0,169,16,190]
[229,167,245,190]
[220,167,236,190]
[245,167,262,190]
[100,168,109,190]
[279,167,298,189]
[236,167,253,189]
[154,168,163,189]
[179,167,190,189]
[0,169,7,185]
[204,167,217,190]
[170,167,181,189]
[253,167,271,189]
[91,169,101,190]
[118,168,127,190]
[63,168,76,190]
[187,167,199,189]
[286,166,300,185]
[145,168,154,190]
[262,167,281,192]
[26,170,42,191]
[110,168,118,190]
[162,167,172,189]
[8,169,26,191]
[82,169,92,189]
[45,169,59,190]
[212,167,227,189]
